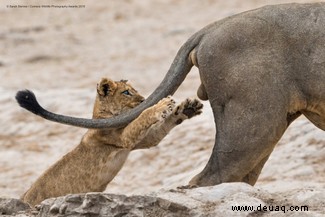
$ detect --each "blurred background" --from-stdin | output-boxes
[0,0,323,199]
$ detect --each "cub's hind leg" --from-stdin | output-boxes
[120,97,175,149]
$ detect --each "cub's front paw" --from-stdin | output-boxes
[155,96,176,121]
[176,98,203,119]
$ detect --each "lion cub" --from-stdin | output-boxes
[22,78,203,206]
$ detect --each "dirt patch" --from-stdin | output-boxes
[0,0,323,210]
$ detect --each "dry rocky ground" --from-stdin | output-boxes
[0,0,324,216]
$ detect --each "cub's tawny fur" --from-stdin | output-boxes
[21,78,203,206]
[16,3,325,187]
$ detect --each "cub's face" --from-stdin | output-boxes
[93,78,145,118]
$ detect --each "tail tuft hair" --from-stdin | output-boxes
[15,90,44,115]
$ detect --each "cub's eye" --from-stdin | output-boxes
[122,90,132,96]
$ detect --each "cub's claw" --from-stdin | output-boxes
[156,96,176,121]
[179,98,203,119]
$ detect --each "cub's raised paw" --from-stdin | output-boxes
[155,96,176,121]
[177,98,203,119]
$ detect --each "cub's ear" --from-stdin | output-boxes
[97,78,117,96]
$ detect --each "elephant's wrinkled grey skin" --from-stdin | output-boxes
[16,3,325,187]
